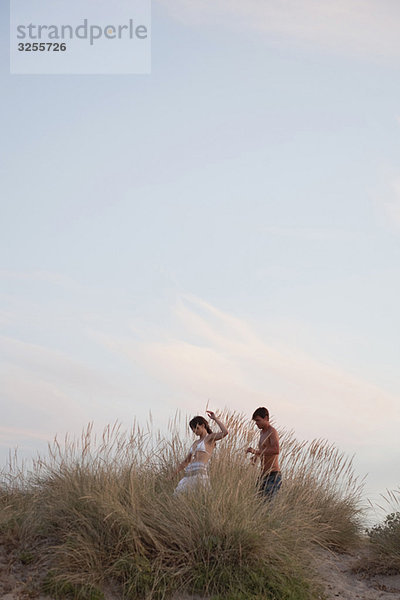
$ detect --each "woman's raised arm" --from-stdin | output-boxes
[206,410,228,441]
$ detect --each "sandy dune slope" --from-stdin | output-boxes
[1,541,400,600]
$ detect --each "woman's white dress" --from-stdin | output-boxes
[174,439,211,494]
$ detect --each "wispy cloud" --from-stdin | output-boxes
[157,0,400,60]
[94,295,400,448]
[1,336,118,398]
[0,335,137,460]
[0,426,52,446]
[2,266,399,469]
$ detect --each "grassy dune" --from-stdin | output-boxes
[1,412,364,600]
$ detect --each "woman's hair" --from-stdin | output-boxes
[189,416,212,434]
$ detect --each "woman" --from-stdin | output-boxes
[172,410,228,494]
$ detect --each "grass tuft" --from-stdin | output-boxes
[365,488,400,573]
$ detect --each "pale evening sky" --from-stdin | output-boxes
[1,0,400,515]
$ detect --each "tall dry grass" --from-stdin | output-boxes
[0,411,363,599]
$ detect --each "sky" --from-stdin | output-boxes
[1,0,400,516]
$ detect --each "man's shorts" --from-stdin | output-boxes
[258,471,282,500]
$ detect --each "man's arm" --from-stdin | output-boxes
[247,429,279,457]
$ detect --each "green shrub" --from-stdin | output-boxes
[367,511,400,567]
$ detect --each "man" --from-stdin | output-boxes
[246,407,281,500]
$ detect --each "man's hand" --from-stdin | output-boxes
[206,410,216,420]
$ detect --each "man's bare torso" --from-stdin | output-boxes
[259,425,280,474]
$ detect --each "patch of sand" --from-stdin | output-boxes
[314,546,400,600]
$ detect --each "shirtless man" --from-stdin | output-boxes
[246,407,281,500]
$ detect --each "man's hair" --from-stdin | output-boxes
[252,407,269,420]
[189,415,212,434]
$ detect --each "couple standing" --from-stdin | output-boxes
[172,407,281,500]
